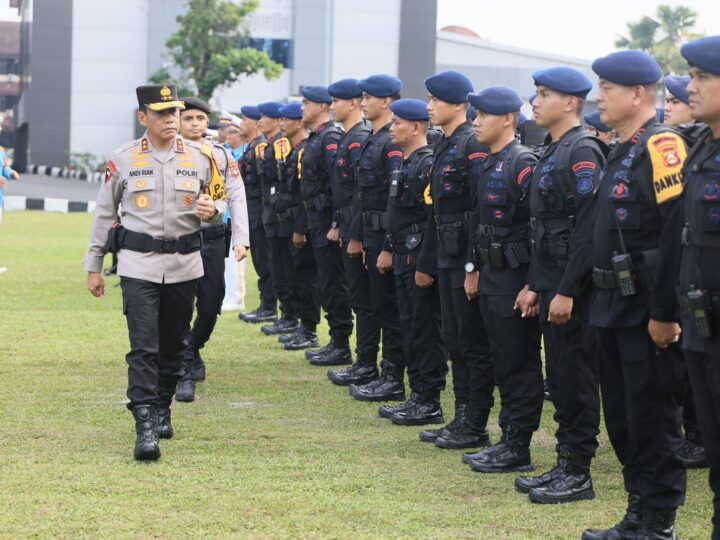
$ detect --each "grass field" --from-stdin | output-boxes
[0,210,713,539]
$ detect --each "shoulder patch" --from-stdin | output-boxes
[647,132,686,205]
[423,183,433,205]
[274,138,291,161]
[104,160,117,183]
[228,159,240,177]
[468,152,488,160]
[255,142,268,159]
[326,143,338,151]
[348,142,361,150]
[387,150,403,159]
[517,166,533,186]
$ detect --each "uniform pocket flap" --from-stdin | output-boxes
[127,177,156,192]
[174,178,199,192]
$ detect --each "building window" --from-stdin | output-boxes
[239,37,292,69]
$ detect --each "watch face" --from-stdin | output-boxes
[465,263,474,273]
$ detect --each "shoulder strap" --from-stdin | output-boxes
[552,130,609,206]
[501,144,537,198]
[454,130,476,175]
[407,147,433,181]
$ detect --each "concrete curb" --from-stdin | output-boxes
[26,164,104,183]
[4,195,96,213]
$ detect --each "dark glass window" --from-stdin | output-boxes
[238,37,292,68]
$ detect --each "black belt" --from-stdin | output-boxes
[434,212,471,226]
[592,267,618,289]
[335,204,353,224]
[387,222,425,255]
[476,223,527,238]
[363,210,388,231]
[302,193,330,213]
[201,224,227,241]
[529,216,575,232]
[107,226,202,255]
[276,205,302,223]
[681,225,720,248]
[476,241,530,269]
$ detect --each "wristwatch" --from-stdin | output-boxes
[464,262,475,274]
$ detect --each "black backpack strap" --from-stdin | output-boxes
[551,130,609,211]
[501,144,537,201]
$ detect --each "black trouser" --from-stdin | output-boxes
[436,267,494,411]
[292,241,320,329]
[685,351,720,539]
[539,290,600,458]
[479,294,543,435]
[364,244,404,375]
[682,362,702,443]
[597,326,686,509]
[249,218,275,308]
[395,263,447,399]
[120,277,196,409]
[308,227,352,343]
[342,238,380,365]
[267,233,296,318]
[186,237,226,355]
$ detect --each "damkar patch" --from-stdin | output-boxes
[647,132,686,205]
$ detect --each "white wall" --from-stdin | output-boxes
[69,0,149,158]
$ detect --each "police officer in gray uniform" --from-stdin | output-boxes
[84,85,226,461]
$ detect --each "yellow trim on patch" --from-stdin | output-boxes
[423,184,433,205]
[201,143,226,201]
[647,132,686,205]
[147,100,185,111]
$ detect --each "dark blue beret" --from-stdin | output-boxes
[466,105,476,122]
[328,79,362,99]
[424,70,474,104]
[681,35,720,75]
[390,99,429,121]
[592,50,663,85]
[467,86,523,115]
[258,101,285,119]
[664,75,691,104]
[358,74,402,98]
[518,113,528,125]
[529,93,536,106]
[240,105,261,120]
[584,110,612,133]
[279,102,303,119]
[181,97,211,115]
[656,107,665,123]
[302,85,332,104]
[532,67,593,98]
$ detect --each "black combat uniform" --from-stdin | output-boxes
[516,125,607,502]
[416,121,495,448]
[463,140,542,470]
[239,135,277,321]
[381,145,447,425]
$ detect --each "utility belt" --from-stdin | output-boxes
[244,183,262,200]
[276,205,302,223]
[592,248,658,297]
[678,288,717,338]
[302,193,330,213]
[261,183,278,205]
[529,216,575,268]
[201,223,228,242]
[474,224,530,269]
[681,225,720,248]
[363,210,388,231]
[106,226,202,255]
[387,222,425,255]
[335,204,353,225]
[434,212,471,257]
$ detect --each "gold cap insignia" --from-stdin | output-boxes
[160,85,173,101]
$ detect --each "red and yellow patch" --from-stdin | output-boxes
[647,132,687,205]
[228,159,240,177]
[135,194,150,209]
[104,160,117,183]
[255,142,268,159]
[183,195,193,207]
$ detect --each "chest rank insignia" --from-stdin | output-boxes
[183,195,193,207]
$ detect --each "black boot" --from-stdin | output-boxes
[156,390,174,440]
[634,508,678,540]
[191,350,206,381]
[515,444,570,493]
[379,394,418,419]
[419,404,465,443]
[582,493,643,540]
[390,395,444,426]
[279,328,302,344]
[349,362,405,402]
[240,303,278,323]
[175,357,196,403]
[261,315,298,336]
[468,425,533,472]
[435,406,491,450]
[284,327,320,351]
[305,341,333,359]
[327,362,379,386]
[528,452,595,504]
[677,437,707,469]
[131,405,160,460]
[308,340,352,366]
[462,430,507,463]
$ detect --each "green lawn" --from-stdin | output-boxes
[0,211,713,539]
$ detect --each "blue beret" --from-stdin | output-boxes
[518,113,528,125]
[258,101,285,119]
[302,85,332,104]
[328,79,362,99]
[240,105,261,120]
[467,86,523,115]
[529,93,536,106]
[358,74,402,98]
[664,75,691,104]
[279,102,303,120]
[681,35,720,75]
[424,70,474,104]
[592,50,663,85]
[656,107,665,123]
[532,67,593,98]
[584,110,612,133]
[390,99,429,121]
[466,105,476,122]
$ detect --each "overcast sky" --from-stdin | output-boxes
[437,0,720,61]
